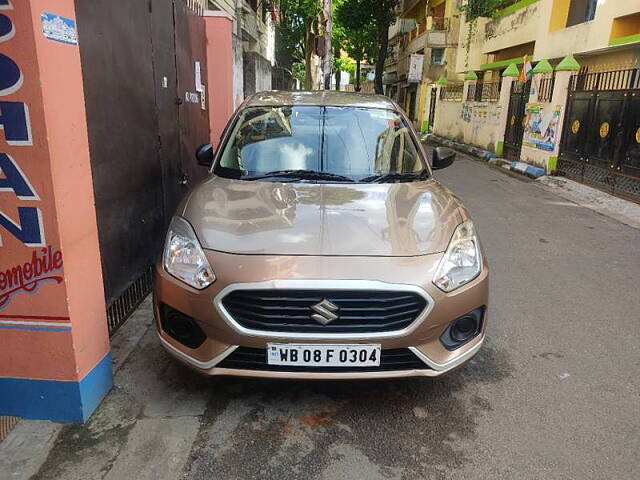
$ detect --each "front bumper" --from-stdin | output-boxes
[154,249,489,379]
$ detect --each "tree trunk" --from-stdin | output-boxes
[355,59,361,92]
[334,45,341,90]
[374,16,389,94]
[322,0,332,90]
[304,18,314,90]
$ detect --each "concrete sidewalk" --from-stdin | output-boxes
[536,175,640,230]
[0,297,210,480]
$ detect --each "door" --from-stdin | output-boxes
[75,0,166,330]
[620,93,640,180]
[75,0,211,334]
[174,0,210,193]
[151,0,182,223]
[587,91,625,170]
[427,87,437,132]
[503,79,531,161]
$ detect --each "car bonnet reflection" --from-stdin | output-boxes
[189,176,461,256]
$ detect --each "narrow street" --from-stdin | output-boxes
[3,1,640,478]
[5,154,638,480]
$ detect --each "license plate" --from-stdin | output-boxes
[267,343,381,367]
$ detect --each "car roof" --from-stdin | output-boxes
[243,90,400,110]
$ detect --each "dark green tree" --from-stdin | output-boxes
[371,0,398,94]
[275,0,322,89]
[334,0,398,94]
[331,14,346,90]
[334,0,375,91]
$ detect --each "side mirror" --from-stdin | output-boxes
[195,143,214,167]
[431,147,456,170]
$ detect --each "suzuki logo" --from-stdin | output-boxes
[310,299,339,325]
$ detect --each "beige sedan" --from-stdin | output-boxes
[154,91,488,379]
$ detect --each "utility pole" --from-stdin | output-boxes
[322,0,332,90]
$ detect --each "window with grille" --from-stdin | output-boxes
[439,83,464,101]
[538,74,555,103]
[466,81,501,102]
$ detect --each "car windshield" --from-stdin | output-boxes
[214,106,428,182]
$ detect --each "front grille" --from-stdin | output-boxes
[217,347,430,372]
[220,289,428,334]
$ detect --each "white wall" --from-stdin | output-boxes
[432,96,505,152]
[456,0,640,73]
[232,34,244,108]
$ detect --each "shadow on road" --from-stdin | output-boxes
[186,340,512,479]
[34,324,511,480]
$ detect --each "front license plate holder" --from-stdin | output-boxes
[267,343,381,367]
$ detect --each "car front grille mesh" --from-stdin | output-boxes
[220,289,428,334]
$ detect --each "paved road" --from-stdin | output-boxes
[7,154,639,480]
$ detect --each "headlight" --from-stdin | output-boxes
[163,216,215,289]
[433,220,481,292]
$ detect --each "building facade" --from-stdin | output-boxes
[208,0,275,107]
[384,0,461,132]
[417,0,640,201]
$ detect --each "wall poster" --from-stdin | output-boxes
[523,103,561,151]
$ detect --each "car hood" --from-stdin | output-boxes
[181,176,463,257]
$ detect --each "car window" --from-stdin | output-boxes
[216,106,426,181]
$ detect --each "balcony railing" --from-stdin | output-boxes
[569,68,640,92]
[408,22,427,41]
[183,0,205,13]
[428,17,449,31]
[427,16,457,46]
[407,17,450,41]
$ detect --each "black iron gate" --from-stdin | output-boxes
[503,79,531,161]
[76,0,209,334]
[427,87,437,133]
[558,68,640,201]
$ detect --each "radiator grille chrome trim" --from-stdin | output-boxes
[213,279,435,340]
[409,336,484,371]
[158,334,238,369]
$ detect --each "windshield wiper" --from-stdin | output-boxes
[245,169,354,182]
[360,171,429,183]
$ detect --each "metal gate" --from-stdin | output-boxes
[503,79,531,161]
[174,0,210,194]
[558,68,640,201]
[76,0,210,334]
[427,87,437,133]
